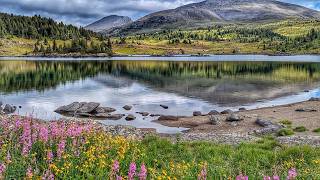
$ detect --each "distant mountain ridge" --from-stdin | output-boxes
[108,0,320,35]
[85,15,132,32]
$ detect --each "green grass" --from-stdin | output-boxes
[277,128,295,136]
[293,126,308,132]
[279,120,293,126]
[313,128,320,133]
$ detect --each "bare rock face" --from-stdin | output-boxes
[85,15,133,32]
[3,104,16,114]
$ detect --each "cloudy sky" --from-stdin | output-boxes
[0,0,319,26]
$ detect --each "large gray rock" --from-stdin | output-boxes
[76,102,100,113]
[125,114,136,121]
[3,104,17,114]
[254,118,283,135]
[221,109,233,114]
[208,110,220,115]
[226,113,243,122]
[107,114,125,120]
[123,105,133,111]
[309,97,320,101]
[94,107,116,113]
[209,115,220,125]
[255,118,274,127]
[193,111,202,116]
[54,102,85,113]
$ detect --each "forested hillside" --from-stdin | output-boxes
[0,13,95,39]
[0,13,112,56]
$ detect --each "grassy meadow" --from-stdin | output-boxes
[0,117,319,179]
[1,20,320,56]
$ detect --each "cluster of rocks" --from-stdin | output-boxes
[55,102,172,121]
[0,102,18,115]
[55,102,127,120]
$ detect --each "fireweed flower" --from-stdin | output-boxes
[236,174,249,180]
[39,126,49,143]
[57,139,66,159]
[138,163,147,180]
[47,150,53,163]
[26,166,33,178]
[128,162,137,180]
[287,168,297,179]
[116,175,123,180]
[0,163,6,176]
[41,169,54,180]
[20,120,32,156]
[112,160,120,173]
[273,176,280,180]
[198,166,207,180]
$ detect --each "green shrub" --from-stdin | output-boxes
[313,128,320,133]
[293,126,308,132]
[277,128,294,136]
[279,120,292,126]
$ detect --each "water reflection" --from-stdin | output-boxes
[0,60,320,133]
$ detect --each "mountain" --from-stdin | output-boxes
[111,0,320,35]
[85,15,132,32]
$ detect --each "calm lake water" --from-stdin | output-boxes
[1,56,320,133]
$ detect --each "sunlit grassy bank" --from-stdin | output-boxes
[0,117,319,179]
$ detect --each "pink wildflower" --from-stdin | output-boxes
[39,126,49,143]
[287,168,297,180]
[128,162,136,180]
[138,163,147,180]
[57,139,66,159]
[273,176,280,180]
[26,166,33,178]
[116,175,122,180]
[198,166,207,180]
[20,120,32,156]
[236,174,249,180]
[47,150,53,163]
[112,160,120,173]
[0,163,6,176]
[41,169,54,180]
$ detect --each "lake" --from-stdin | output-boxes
[1,56,320,133]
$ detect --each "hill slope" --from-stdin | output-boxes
[85,15,132,32]
[112,0,320,35]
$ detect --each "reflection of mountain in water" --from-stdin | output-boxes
[1,60,320,105]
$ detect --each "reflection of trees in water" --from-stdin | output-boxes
[0,60,320,93]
